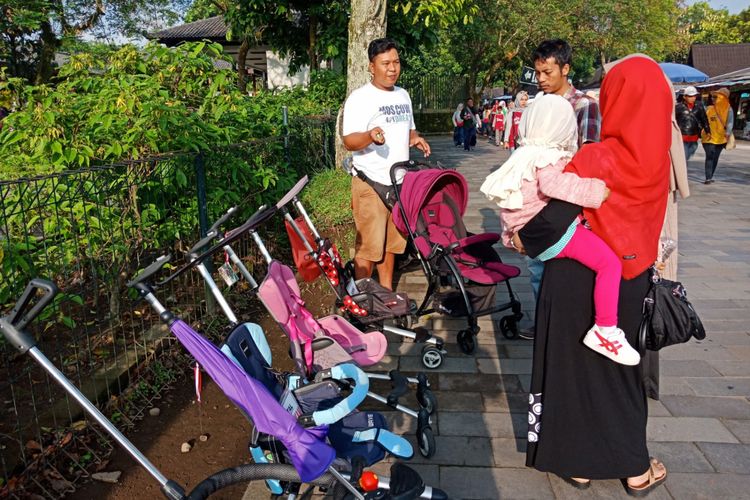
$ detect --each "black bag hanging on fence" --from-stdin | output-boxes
[637,268,706,355]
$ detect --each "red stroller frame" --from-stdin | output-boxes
[277,176,447,370]
[390,160,524,354]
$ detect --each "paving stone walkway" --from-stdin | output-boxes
[373,136,750,499]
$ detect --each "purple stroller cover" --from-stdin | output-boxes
[170,320,335,482]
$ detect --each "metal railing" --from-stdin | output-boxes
[0,115,336,498]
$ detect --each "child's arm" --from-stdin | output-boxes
[537,162,608,209]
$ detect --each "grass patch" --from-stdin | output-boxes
[301,167,356,258]
[301,168,352,227]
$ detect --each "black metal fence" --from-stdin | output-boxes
[0,114,336,498]
[400,74,470,111]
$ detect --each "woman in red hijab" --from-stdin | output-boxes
[519,56,670,495]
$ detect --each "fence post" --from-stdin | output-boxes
[194,152,215,314]
[283,105,291,166]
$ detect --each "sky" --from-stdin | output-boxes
[685,0,748,14]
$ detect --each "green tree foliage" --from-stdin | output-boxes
[436,0,568,98]
[677,2,750,52]
[1,0,188,83]
[1,0,51,81]
[0,40,343,318]
[184,0,227,22]
[435,0,683,97]
[224,0,477,74]
[226,1,350,73]
[570,0,681,67]
[0,41,342,177]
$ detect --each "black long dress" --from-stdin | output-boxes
[525,258,651,479]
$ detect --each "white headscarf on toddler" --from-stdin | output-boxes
[480,94,578,210]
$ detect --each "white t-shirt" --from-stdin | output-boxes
[342,83,415,185]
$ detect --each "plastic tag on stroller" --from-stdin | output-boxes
[279,387,302,417]
[217,263,239,287]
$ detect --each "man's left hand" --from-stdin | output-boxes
[410,136,431,157]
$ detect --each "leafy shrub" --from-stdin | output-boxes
[0,41,343,324]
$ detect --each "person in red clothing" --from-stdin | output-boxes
[481,94,639,365]
[675,86,708,161]
[504,91,528,150]
[517,55,670,495]
[491,100,506,146]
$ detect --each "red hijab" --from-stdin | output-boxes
[565,56,671,279]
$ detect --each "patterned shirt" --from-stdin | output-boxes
[562,86,601,146]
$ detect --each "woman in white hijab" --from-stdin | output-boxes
[452,102,465,147]
[481,94,640,365]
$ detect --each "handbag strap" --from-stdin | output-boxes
[714,107,730,132]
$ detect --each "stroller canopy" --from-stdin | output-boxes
[392,169,468,235]
[170,320,335,482]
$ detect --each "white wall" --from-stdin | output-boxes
[266,51,309,89]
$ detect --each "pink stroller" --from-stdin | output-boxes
[390,161,524,354]
[276,175,446,370]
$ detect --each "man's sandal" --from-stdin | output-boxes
[624,458,667,497]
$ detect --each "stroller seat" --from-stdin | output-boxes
[417,194,520,285]
[392,166,525,349]
[318,315,387,367]
[259,260,388,372]
[221,323,413,467]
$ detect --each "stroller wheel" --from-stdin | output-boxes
[499,315,519,340]
[421,346,444,370]
[417,386,438,415]
[417,425,436,458]
[457,329,476,355]
[396,314,413,330]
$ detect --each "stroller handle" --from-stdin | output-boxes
[208,206,239,235]
[304,363,370,426]
[188,207,240,256]
[389,160,443,185]
[187,230,219,257]
[156,204,277,287]
[1,278,59,353]
[127,254,172,289]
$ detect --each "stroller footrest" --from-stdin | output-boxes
[387,370,409,407]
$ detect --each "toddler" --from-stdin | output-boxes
[480,94,640,366]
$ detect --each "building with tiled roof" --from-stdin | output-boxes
[688,44,750,78]
[149,16,309,91]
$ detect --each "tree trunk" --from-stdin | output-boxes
[35,21,60,84]
[237,37,249,93]
[335,0,388,169]
[308,16,319,72]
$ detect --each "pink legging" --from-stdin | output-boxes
[555,224,622,327]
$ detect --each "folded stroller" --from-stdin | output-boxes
[390,161,524,354]
[179,202,438,459]
[2,277,447,500]
[131,254,440,498]
[277,176,447,370]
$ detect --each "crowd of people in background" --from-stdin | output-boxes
[674,86,735,184]
[456,65,738,186]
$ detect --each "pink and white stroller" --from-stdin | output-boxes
[390,161,524,354]
[276,176,447,370]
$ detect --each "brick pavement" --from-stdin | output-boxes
[241,137,749,500]
[376,136,750,499]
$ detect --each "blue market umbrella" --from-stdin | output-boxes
[658,63,709,83]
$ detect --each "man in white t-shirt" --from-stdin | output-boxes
[342,38,430,290]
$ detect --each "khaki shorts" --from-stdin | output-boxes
[351,176,407,262]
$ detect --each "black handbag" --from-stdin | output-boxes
[637,268,706,355]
